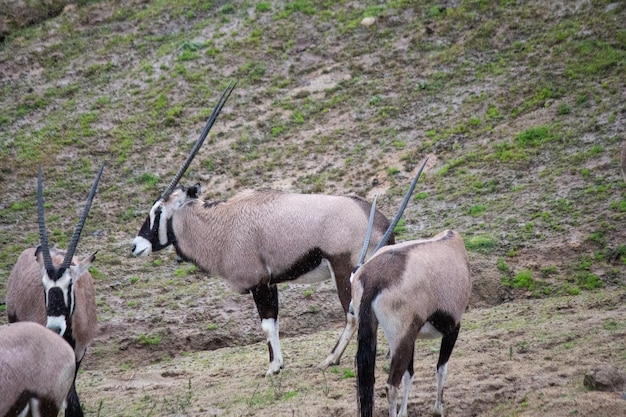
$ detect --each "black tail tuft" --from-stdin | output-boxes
[356,302,377,417]
[65,383,84,417]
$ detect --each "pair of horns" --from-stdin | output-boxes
[161,80,237,201]
[356,157,429,268]
[38,165,104,278]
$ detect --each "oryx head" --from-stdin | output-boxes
[132,81,236,257]
[37,165,103,341]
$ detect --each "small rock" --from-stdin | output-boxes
[360,17,376,27]
[583,365,626,392]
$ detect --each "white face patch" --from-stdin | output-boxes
[46,314,68,336]
[131,236,152,256]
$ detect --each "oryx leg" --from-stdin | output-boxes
[319,254,354,369]
[387,338,416,417]
[399,348,415,417]
[381,308,421,417]
[433,327,459,417]
[251,283,283,376]
[319,303,357,369]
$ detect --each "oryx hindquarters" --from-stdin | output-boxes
[354,230,471,417]
[0,322,76,417]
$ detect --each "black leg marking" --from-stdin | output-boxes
[437,324,460,369]
[251,284,279,320]
[251,284,280,366]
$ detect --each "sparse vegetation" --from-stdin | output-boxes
[0,0,624,416]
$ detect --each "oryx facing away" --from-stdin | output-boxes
[351,191,471,417]
[6,166,103,417]
[131,81,397,375]
[0,321,76,417]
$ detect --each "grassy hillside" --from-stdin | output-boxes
[0,0,625,416]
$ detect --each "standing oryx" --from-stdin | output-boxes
[130,81,396,375]
[350,183,471,417]
[6,165,103,417]
[0,321,76,417]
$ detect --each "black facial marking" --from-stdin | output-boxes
[46,287,67,317]
[145,206,173,252]
[137,209,157,241]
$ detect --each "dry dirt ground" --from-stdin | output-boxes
[76,279,626,417]
[1,1,625,416]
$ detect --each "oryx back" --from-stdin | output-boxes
[172,189,392,296]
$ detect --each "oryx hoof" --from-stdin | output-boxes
[432,405,444,417]
[265,363,283,377]
[318,357,340,370]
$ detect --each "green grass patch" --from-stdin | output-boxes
[516,125,556,147]
[464,234,496,253]
[138,333,161,345]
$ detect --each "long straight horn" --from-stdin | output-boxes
[372,157,429,254]
[60,165,105,271]
[161,80,237,201]
[356,194,379,268]
[37,165,55,277]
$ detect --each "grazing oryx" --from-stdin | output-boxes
[6,165,103,417]
[130,81,396,375]
[351,188,471,417]
[0,321,76,417]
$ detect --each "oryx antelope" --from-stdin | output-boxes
[351,193,471,417]
[130,81,396,375]
[6,166,103,417]
[0,321,76,417]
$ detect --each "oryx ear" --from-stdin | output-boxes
[35,246,47,268]
[186,183,201,199]
[73,251,97,280]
